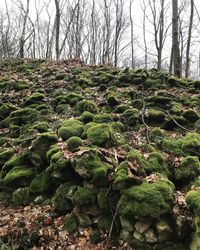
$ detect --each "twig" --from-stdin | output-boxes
[166,110,194,133]
[108,201,122,242]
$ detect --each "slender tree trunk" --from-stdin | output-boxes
[185,0,194,78]
[54,0,60,60]
[130,0,134,68]
[172,0,181,77]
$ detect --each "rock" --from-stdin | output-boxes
[144,229,157,243]
[135,219,152,234]
[120,216,134,232]
[156,219,172,242]
[120,229,133,242]
[133,230,144,242]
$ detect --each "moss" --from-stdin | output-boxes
[32,122,49,132]
[0,137,8,146]
[92,162,112,186]
[80,111,94,123]
[31,132,58,158]
[9,108,39,126]
[63,214,78,234]
[89,229,101,243]
[186,190,200,216]
[12,187,32,205]
[162,137,182,155]
[98,215,112,232]
[93,113,113,123]
[67,136,83,152]
[164,115,187,130]
[0,104,17,119]
[73,186,96,205]
[183,109,199,123]
[56,104,70,114]
[149,127,165,143]
[48,151,69,173]
[46,145,60,162]
[15,80,29,91]
[113,162,130,190]
[76,213,92,226]
[147,109,165,124]
[24,92,45,106]
[52,182,76,212]
[123,108,139,126]
[119,180,174,218]
[77,99,98,114]
[29,171,53,194]
[42,68,53,77]
[97,188,109,210]
[127,150,148,175]
[175,156,200,181]
[111,121,125,132]
[147,95,172,108]
[0,148,15,168]
[55,73,65,80]
[77,77,91,86]
[170,102,183,115]
[86,123,118,147]
[146,152,169,176]
[181,133,200,156]
[113,104,130,113]
[3,165,35,188]
[58,119,84,140]
[106,93,119,107]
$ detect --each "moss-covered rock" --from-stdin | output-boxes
[0,104,17,119]
[77,99,98,114]
[73,186,96,205]
[123,108,140,126]
[58,119,84,140]
[118,180,174,218]
[32,122,49,132]
[52,182,76,212]
[146,152,169,176]
[147,109,166,124]
[9,108,39,126]
[80,111,94,123]
[63,214,79,234]
[183,109,199,123]
[186,190,200,216]
[67,136,83,152]
[181,133,200,156]
[12,187,32,205]
[0,148,15,168]
[175,156,200,182]
[86,123,118,147]
[31,132,58,158]
[3,165,35,188]
[93,113,113,123]
[24,92,45,106]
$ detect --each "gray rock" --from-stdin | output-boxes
[156,219,172,242]
[135,219,152,233]
[144,229,157,243]
[120,216,134,232]
[133,230,144,242]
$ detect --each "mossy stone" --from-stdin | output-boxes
[32,122,49,132]
[63,214,78,234]
[186,190,200,216]
[31,132,58,158]
[24,92,45,106]
[149,127,165,143]
[183,109,199,123]
[146,152,169,176]
[147,109,165,124]
[181,133,200,156]
[93,113,113,123]
[0,148,15,168]
[12,187,32,205]
[15,80,29,91]
[9,108,39,126]
[118,180,174,218]
[86,123,117,147]
[175,156,200,181]
[29,171,53,194]
[73,186,96,205]
[98,215,112,232]
[67,136,83,152]
[77,99,98,114]
[3,165,35,188]
[0,104,17,119]
[58,119,84,140]
[80,111,94,123]
[123,108,139,126]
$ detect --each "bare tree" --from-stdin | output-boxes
[172,0,181,77]
[54,0,60,60]
[129,0,134,68]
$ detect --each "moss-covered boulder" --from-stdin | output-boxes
[9,108,39,126]
[77,99,98,114]
[86,123,118,147]
[12,187,32,205]
[118,180,174,218]
[186,190,200,216]
[147,109,166,124]
[123,108,140,126]
[24,92,45,106]
[0,148,15,168]
[93,113,113,123]
[73,186,96,206]
[31,133,58,158]
[58,119,84,140]
[67,136,83,152]
[146,152,169,176]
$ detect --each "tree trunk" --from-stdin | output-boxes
[172,0,181,77]
[54,0,60,60]
[185,0,194,78]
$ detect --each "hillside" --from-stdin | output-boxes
[0,59,200,249]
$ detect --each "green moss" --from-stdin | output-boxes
[9,108,39,126]
[170,102,183,115]
[146,152,169,176]
[55,73,65,80]
[46,145,60,162]
[123,108,139,126]
[106,91,119,107]
[0,104,17,119]
[3,165,35,188]
[80,111,94,123]
[127,150,148,174]
[113,104,130,113]
[98,215,112,232]
[162,137,182,155]
[113,162,130,190]
[175,156,200,181]
[67,136,83,152]
[93,113,113,123]
[183,111,199,125]
[119,180,174,218]
[97,188,109,210]
[73,186,96,205]
[76,213,92,226]
[0,148,15,168]
[92,162,112,186]
[48,151,69,173]
[31,132,58,158]
[181,133,200,156]
[186,190,200,216]
[63,214,78,234]
[12,187,32,205]
[58,119,84,140]
[77,77,91,86]
[111,121,125,132]
[86,123,118,147]
[149,127,165,143]
[24,92,45,106]
[29,171,53,194]
[147,109,165,124]
[77,99,98,114]
[32,122,49,132]
[15,80,29,91]
[90,229,101,243]
[52,182,76,212]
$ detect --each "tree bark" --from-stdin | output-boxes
[54,0,60,60]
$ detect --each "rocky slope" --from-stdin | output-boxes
[0,59,200,249]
